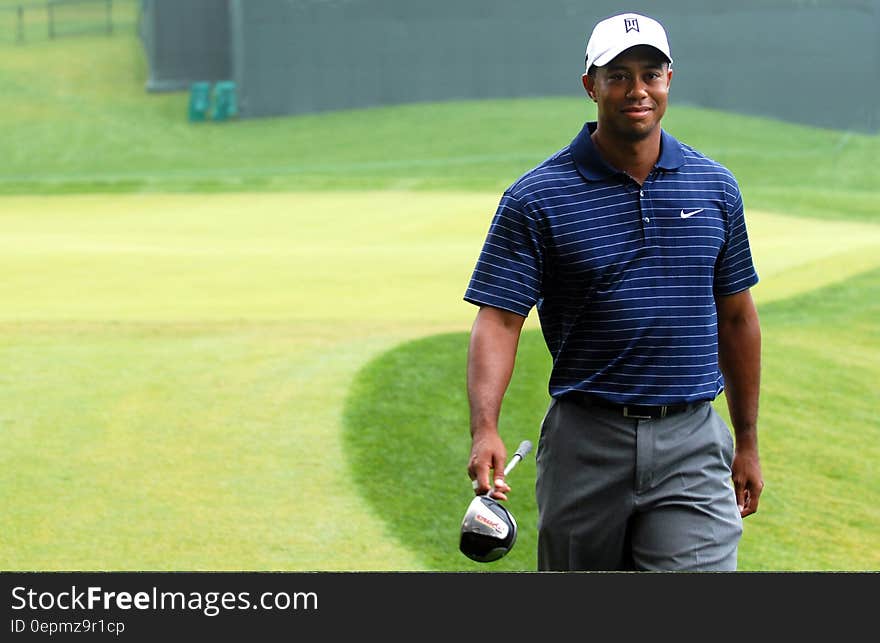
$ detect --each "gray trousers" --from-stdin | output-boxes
[535,395,743,571]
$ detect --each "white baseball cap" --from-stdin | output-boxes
[584,13,672,73]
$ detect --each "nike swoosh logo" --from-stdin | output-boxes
[680,209,704,219]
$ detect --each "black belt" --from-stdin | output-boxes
[569,393,696,419]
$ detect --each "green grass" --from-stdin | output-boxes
[3,193,876,570]
[0,318,423,569]
[1,26,879,572]
[343,269,880,571]
[0,191,500,570]
[0,27,878,223]
[0,192,497,322]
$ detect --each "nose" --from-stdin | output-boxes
[626,78,649,99]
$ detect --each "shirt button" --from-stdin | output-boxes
[639,190,644,197]
[643,217,650,223]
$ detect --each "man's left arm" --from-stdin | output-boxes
[716,288,764,518]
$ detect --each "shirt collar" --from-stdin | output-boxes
[570,121,686,181]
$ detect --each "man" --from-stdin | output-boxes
[463,12,764,571]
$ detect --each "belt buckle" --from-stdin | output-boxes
[622,406,653,420]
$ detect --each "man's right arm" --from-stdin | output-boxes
[466,305,527,500]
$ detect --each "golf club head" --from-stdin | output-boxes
[459,494,518,563]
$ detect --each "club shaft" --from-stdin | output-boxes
[503,454,522,477]
[503,440,533,476]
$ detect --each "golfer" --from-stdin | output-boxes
[464,12,764,571]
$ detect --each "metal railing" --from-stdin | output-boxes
[0,0,137,44]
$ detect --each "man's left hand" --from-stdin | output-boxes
[732,446,763,517]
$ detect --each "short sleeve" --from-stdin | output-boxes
[463,190,543,317]
[714,176,759,296]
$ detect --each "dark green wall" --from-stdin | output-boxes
[227,0,879,132]
[142,0,878,132]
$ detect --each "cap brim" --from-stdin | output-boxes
[591,44,672,69]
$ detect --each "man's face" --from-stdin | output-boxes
[583,45,672,142]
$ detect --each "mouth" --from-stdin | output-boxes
[621,105,654,119]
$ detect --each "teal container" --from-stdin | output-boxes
[188,81,212,122]
[211,81,239,121]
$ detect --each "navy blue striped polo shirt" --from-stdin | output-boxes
[464,121,759,405]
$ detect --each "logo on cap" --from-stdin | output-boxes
[624,18,639,33]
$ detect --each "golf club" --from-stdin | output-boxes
[459,439,533,563]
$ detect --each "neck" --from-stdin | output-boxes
[591,126,661,185]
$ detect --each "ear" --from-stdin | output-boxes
[582,73,597,102]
